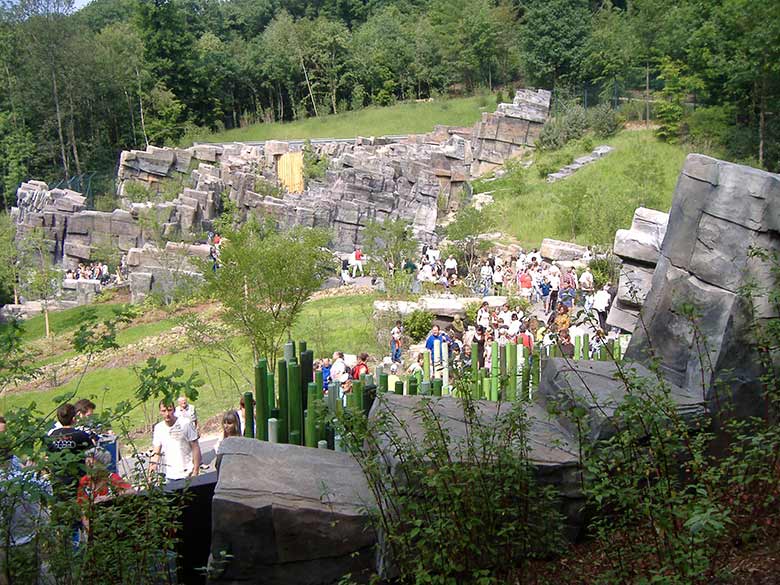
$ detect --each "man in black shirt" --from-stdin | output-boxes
[47,403,94,498]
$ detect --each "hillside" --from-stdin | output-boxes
[475,129,688,247]
[186,95,499,144]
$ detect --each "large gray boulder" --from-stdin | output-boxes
[369,394,583,540]
[627,155,780,417]
[540,238,588,262]
[208,438,376,585]
[537,359,706,443]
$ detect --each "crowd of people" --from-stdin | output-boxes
[64,262,114,285]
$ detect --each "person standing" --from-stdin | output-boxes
[592,284,612,331]
[175,396,198,430]
[579,267,595,309]
[351,247,364,278]
[150,400,201,482]
[390,321,403,363]
[46,403,95,498]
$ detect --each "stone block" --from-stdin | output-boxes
[208,438,375,585]
[63,241,91,260]
[606,301,640,332]
[540,238,588,262]
[537,359,705,443]
[616,263,655,307]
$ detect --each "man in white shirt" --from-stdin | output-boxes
[579,267,595,310]
[444,255,458,278]
[592,284,612,331]
[151,401,201,482]
[175,396,198,429]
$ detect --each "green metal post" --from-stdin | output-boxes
[283,341,296,362]
[531,350,540,397]
[408,377,418,396]
[499,342,507,398]
[482,377,492,401]
[606,339,615,360]
[490,341,499,399]
[420,380,431,395]
[471,341,480,398]
[394,380,404,395]
[254,360,268,441]
[243,391,255,438]
[583,333,590,360]
[277,359,289,444]
[299,340,307,356]
[287,361,302,445]
[507,341,517,401]
[353,380,364,412]
[574,335,582,361]
[300,349,314,414]
[379,372,388,393]
[521,347,530,399]
[305,382,318,448]
[423,350,431,382]
[432,378,443,396]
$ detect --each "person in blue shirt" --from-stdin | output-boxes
[425,325,448,353]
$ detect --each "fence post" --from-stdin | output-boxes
[255,359,268,441]
[287,362,302,445]
[243,391,255,439]
[277,359,289,444]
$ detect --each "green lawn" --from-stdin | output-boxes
[1,294,380,440]
[474,130,688,248]
[186,95,497,144]
[4,303,128,343]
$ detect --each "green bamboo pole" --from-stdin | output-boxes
[423,350,431,382]
[254,360,268,440]
[243,391,255,438]
[305,382,318,448]
[498,342,507,398]
[507,341,517,402]
[395,380,404,395]
[300,349,314,415]
[482,377,492,401]
[432,378,443,396]
[287,361,302,445]
[266,370,275,415]
[531,350,540,397]
[471,341,479,398]
[441,342,449,392]
[353,380,364,412]
[583,333,590,360]
[574,335,582,361]
[521,346,530,399]
[277,359,289,444]
[299,340,307,356]
[477,368,485,399]
[379,372,388,393]
[490,341,499,399]
[408,377,418,396]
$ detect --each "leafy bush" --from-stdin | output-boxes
[684,105,733,153]
[588,254,619,289]
[495,89,506,104]
[563,104,588,141]
[404,309,433,342]
[350,84,366,110]
[302,140,328,186]
[588,103,621,138]
[537,117,569,151]
[341,393,564,583]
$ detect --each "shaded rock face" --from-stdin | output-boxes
[626,155,780,417]
[209,438,376,585]
[607,207,669,332]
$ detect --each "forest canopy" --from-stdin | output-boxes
[0,0,777,207]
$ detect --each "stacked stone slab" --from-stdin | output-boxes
[125,242,209,303]
[546,145,614,182]
[470,88,551,176]
[607,207,669,332]
[626,154,780,417]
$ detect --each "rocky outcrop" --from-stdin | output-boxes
[546,145,614,183]
[540,238,589,262]
[626,155,780,417]
[209,438,376,585]
[607,207,669,332]
[125,242,207,303]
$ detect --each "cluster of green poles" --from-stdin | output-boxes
[239,334,630,450]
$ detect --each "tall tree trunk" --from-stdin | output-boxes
[300,54,319,117]
[645,61,650,128]
[758,75,766,168]
[68,96,82,178]
[136,68,149,147]
[51,70,70,178]
[44,303,50,339]
[124,89,138,145]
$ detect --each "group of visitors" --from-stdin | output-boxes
[64,262,112,284]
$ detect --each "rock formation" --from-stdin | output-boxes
[607,207,669,332]
[626,155,780,417]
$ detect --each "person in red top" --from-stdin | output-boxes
[78,447,133,540]
[352,353,370,380]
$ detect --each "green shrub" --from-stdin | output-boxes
[495,89,506,104]
[588,103,621,138]
[563,104,588,141]
[350,84,366,110]
[302,140,328,186]
[404,309,433,342]
[684,105,732,153]
[589,254,619,288]
[340,392,564,584]
[538,117,569,151]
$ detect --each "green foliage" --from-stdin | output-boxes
[362,219,417,295]
[341,393,564,583]
[446,206,495,276]
[302,139,328,186]
[203,221,331,368]
[588,255,619,289]
[403,310,434,343]
[655,58,702,143]
[588,103,621,138]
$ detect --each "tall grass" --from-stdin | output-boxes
[475,130,687,247]
[185,95,497,144]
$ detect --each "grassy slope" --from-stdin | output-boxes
[0,294,380,437]
[188,95,497,143]
[474,130,688,248]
